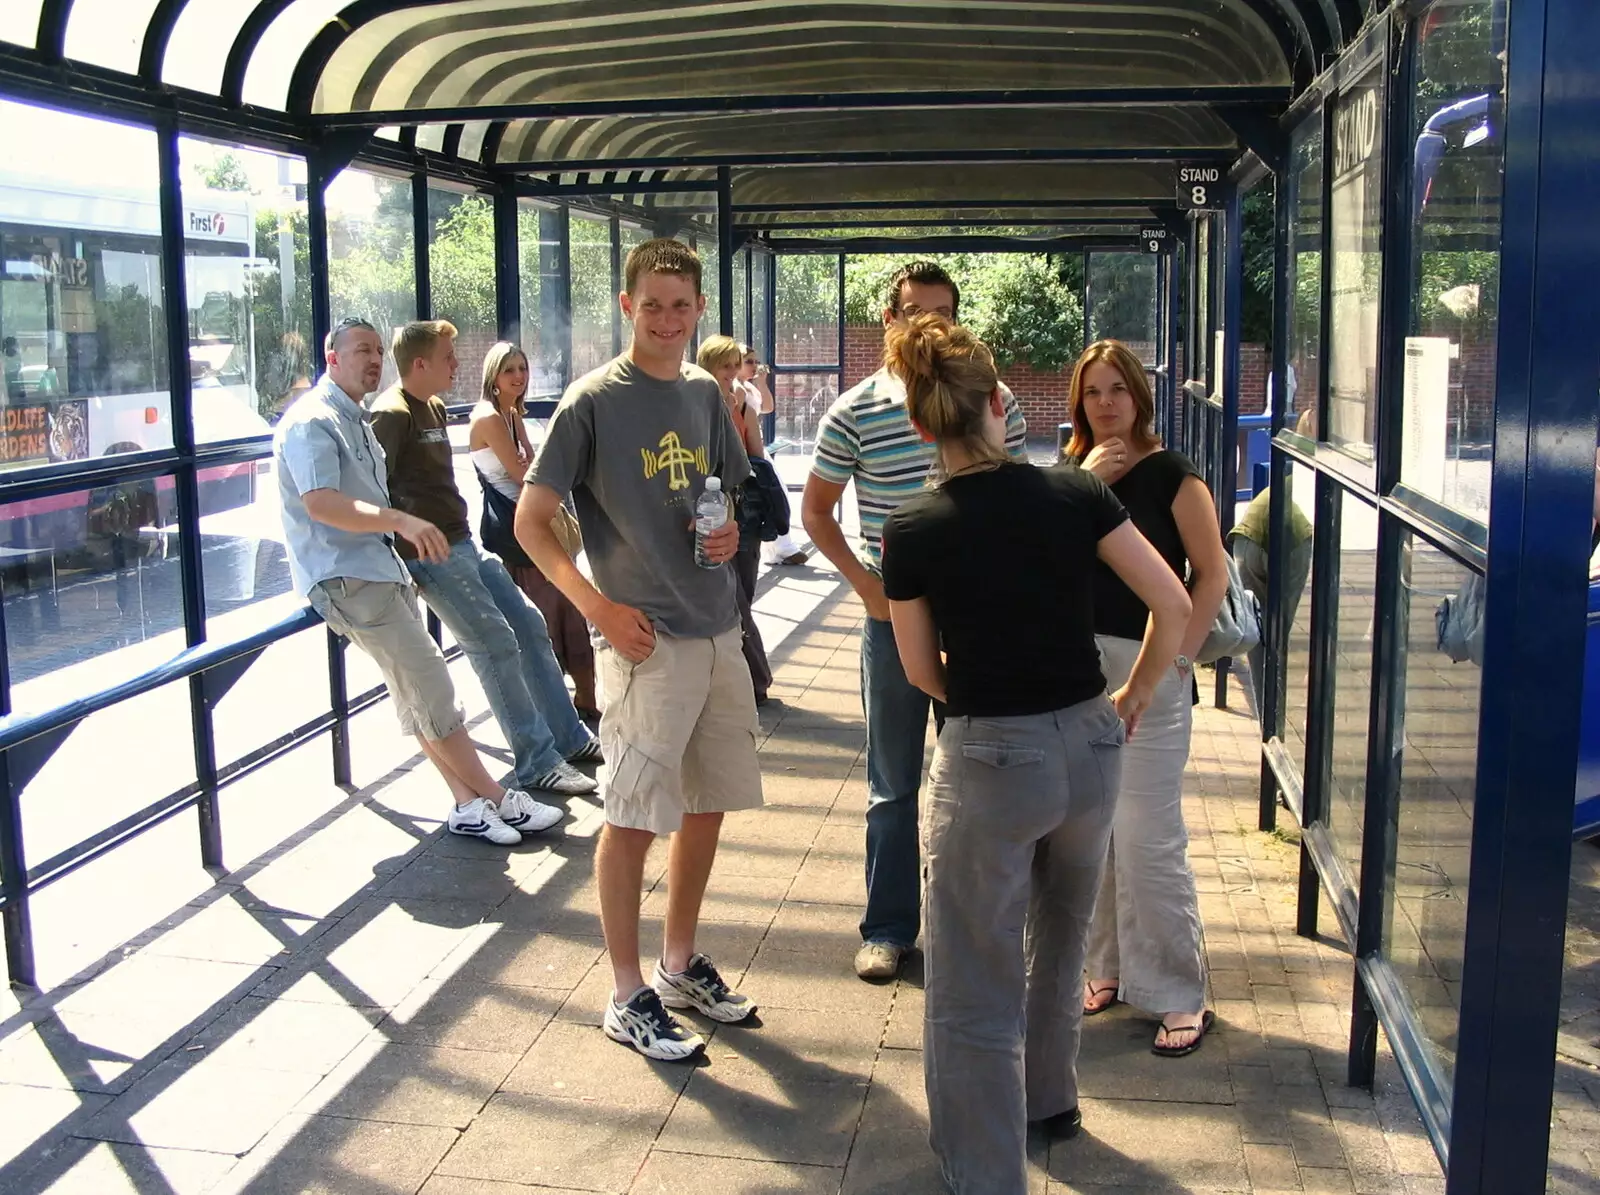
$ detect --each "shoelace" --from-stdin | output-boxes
[687,961,729,999]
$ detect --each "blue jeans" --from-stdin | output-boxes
[408,540,590,784]
[860,615,931,948]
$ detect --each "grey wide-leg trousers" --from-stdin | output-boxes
[923,697,1124,1195]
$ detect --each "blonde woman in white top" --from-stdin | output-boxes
[738,344,808,567]
[469,342,598,720]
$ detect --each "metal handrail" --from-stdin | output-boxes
[0,606,322,754]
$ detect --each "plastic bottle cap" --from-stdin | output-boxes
[704,477,721,492]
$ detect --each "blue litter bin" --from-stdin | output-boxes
[1574,580,1600,838]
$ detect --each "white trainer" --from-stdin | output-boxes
[529,759,599,796]
[498,788,563,834]
[448,798,521,845]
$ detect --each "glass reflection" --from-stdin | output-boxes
[516,200,562,396]
[326,169,416,399]
[775,254,839,367]
[1,479,191,705]
[1288,124,1323,436]
[427,186,495,406]
[1326,491,1379,888]
[1388,535,1480,1085]
[179,138,312,434]
[569,213,612,380]
[1087,253,1158,363]
[1403,0,1505,525]
[0,100,172,471]
[1327,63,1386,466]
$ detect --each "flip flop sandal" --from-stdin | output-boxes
[1083,980,1120,1017]
[1152,1010,1216,1058]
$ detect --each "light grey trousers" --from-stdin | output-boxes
[923,697,1124,1195]
[1084,635,1207,1016]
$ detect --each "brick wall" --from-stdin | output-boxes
[774,322,1277,444]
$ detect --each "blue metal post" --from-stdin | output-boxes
[610,214,623,355]
[718,167,735,336]
[413,172,431,317]
[1262,164,1292,833]
[1447,0,1600,1188]
[156,118,221,869]
[1215,187,1245,709]
[494,184,521,340]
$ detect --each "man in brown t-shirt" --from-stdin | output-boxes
[370,320,601,804]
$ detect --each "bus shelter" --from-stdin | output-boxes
[0,2,1596,1191]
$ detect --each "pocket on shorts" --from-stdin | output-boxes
[959,742,1046,769]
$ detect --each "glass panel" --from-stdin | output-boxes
[1327,62,1387,468]
[0,100,172,471]
[620,222,651,259]
[697,232,720,345]
[1288,124,1324,436]
[1387,533,1478,1086]
[1282,464,1319,769]
[63,0,162,73]
[1402,1,1504,525]
[733,249,750,346]
[569,212,613,380]
[1194,218,1211,388]
[326,168,416,400]
[516,200,562,398]
[772,370,839,459]
[243,0,348,111]
[427,186,495,406]
[2,0,44,48]
[775,255,839,367]
[1,478,189,707]
[1087,253,1158,362]
[163,0,260,93]
[179,138,311,438]
[1326,490,1379,888]
[212,621,329,767]
[751,252,772,364]
[416,126,447,155]
[200,452,298,624]
[20,679,195,868]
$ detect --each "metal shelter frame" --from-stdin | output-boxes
[0,2,1596,1191]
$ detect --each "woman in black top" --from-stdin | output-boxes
[880,316,1190,1194]
[1065,340,1231,1058]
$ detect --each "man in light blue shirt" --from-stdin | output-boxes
[273,317,562,845]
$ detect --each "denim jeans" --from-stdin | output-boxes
[407,539,590,784]
[860,615,931,948]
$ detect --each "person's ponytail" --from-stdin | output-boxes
[883,315,1002,468]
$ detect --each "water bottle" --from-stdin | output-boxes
[694,476,729,568]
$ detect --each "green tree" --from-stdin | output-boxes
[843,252,1084,370]
[200,152,252,194]
[428,192,497,331]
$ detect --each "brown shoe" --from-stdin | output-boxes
[779,550,809,566]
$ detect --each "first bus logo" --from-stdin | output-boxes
[188,211,227,238]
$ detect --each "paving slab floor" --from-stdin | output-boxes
[3,547,1594,1194]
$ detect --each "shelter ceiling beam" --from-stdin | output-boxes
[309,87,1293,128]
[756,234,1146,254]
[499,147,1237,172]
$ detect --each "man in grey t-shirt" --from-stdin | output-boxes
[518,238,761,1063]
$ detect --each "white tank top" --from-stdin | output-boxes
[470,446,521,500]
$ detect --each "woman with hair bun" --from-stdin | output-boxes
[878,315,1191,1192]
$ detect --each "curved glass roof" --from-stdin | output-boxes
[1,0,1351,220]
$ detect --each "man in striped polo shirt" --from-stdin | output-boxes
[801,261,1027,981]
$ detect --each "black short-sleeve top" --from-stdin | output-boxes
[880,461,1128,718]
[1085,449,1201,641]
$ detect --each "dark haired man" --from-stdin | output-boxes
[802,262,1028,981]
[517,239,762,1061]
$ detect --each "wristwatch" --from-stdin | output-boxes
[1174,654,1193,676]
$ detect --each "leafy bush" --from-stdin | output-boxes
[843,253,1084,370]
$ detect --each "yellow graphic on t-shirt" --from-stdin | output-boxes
[641,431,708,491]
